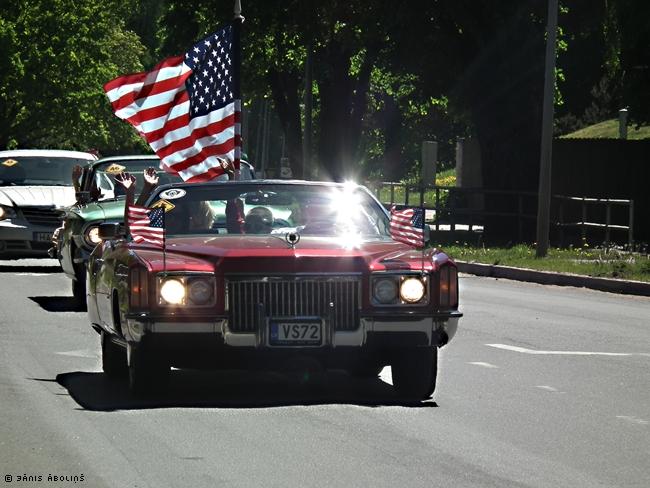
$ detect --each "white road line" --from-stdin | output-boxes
[16,273,50,276]
[55,350,98,359]
[468,362,499,368]
[379,366,393,385]
[487,343,650,357]
[616,416,649,426]
[535,385,564,393]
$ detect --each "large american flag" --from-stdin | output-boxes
[389,206,425,248]
[104,24,240,182]
[128,205,166,248]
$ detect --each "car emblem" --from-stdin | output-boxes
[285,232,300,248]
[159,189,187,200]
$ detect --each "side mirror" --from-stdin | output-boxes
[75,191,91,204]
[98,222,121,240]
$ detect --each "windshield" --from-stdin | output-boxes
[0,156,90,186]
[89,159,183,201]
[148,183,391,239]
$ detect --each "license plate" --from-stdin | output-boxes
[33,232,53,242]
[269,320,322,346]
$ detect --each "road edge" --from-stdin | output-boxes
[456,261,650,297]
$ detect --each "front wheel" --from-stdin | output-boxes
[127,343,170,395]
[101,332,127,378]
[391,347,438,400]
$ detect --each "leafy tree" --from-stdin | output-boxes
[0,0,148,153]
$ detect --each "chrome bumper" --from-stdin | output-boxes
[125,314,461,348]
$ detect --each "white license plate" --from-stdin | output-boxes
[33,232,53,242]
[269,320,322,346]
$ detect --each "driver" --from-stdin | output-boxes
[244,207,273,234]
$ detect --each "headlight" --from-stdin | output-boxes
[83,225,102,246]
[189,278,213,305]
[400,277,426,303]
[373,278,398,304]
[158,275,216,307]
[0,205,17,221]
[160,278,186,305]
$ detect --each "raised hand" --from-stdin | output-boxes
[114,171,136,193]
[219,158,235,180]
[143,167,159,188]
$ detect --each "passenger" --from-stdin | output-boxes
[166,201,214,235]
[244,207,273,234]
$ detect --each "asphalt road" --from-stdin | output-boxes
[1,259,648,488]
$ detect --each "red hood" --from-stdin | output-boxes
[132,235,453,274]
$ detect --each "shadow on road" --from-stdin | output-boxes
[55,369,437,411]
[29,296,85,312]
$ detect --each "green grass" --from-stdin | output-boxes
[561,119,650,140]
[443,244,650,283]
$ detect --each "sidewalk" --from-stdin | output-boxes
[456,261,650,297]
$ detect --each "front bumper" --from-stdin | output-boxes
[122,312,462,349]
[0,220,57,258]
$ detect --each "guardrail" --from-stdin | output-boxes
[367,181,635,247]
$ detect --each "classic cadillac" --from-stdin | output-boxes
[88,180,462,399]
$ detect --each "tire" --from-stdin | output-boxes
[349,361,384,378]
[391,347,438,400]
[127,343,170,395]
[101,332,127,378]
[71,271,86,311]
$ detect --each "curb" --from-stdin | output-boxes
[456,261,650,297]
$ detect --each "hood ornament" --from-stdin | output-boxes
[285,231,300,249]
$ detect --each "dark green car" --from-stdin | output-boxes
[55,155,256,306]
[55,155,181,305]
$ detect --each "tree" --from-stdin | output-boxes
[0,0,148,153]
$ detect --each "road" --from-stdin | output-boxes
[0,259,648,487]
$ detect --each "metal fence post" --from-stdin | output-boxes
[628,200,634,249]
[605,201,611,247]
[581,197,587,243]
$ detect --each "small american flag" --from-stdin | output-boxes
[390,206,425,248]
[128,205,165,248]
[104,23,240,182]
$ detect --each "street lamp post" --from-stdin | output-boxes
[535,0,559,258]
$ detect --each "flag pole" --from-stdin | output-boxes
[421,207,426,276]
[233,0,244,181]
[162,210,167,276]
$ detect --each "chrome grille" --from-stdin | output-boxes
[227,276,361,333]
[20,206,61,227]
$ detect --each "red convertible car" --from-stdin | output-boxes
[88,180,462,399]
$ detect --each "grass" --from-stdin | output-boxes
[561,119,650,140]
[443,244,650,283]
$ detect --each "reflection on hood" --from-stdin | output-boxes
[0,186,76,208]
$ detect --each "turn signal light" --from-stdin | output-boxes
[439,265,458,310]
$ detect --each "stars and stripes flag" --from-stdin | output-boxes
[128,205,166,248]
[104,24,241,182]
[389,206,425,248]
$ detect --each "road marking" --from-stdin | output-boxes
[379,366,393,385]
[16,273,50,276]
[487,343,650,357]
[535,385,564,393]
[468,362,499,368]
[55,349,98,359]
[616,416,649,425]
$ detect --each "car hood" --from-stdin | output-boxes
[0,186,75,208]
[133,235,453,274]
[69,200,125,222]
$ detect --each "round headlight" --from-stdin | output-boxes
[400,277,425,303]
[0,205,16,221]
[189,279,213,305]
[373,278,398,304]
[84,226,102,246]
[0,207,5,220]
[160,279,186,305]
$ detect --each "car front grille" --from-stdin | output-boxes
[226,276,361,333]
[20,206,61,227]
